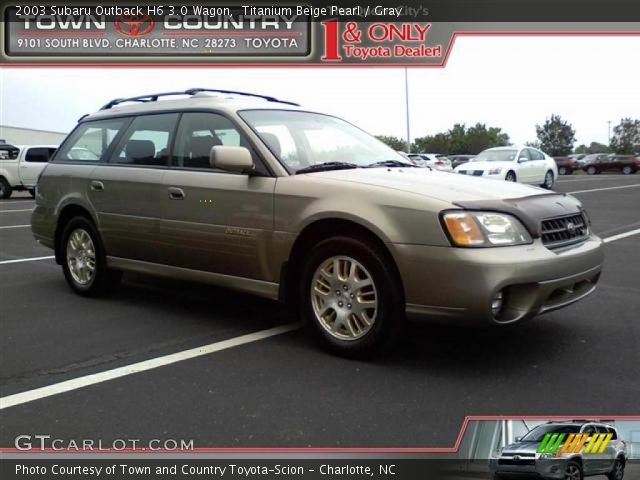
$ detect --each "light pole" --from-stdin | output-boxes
[404,67,411,153]
[607,120,612,144]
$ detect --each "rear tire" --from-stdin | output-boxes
[559,167,567,175]
[607,458,625,480]
[586,166,597,175]
[300,236,404,358]
[505,171,517,182]
[0,177,12,199]
[60,216,122,297]
[622,166,632,175]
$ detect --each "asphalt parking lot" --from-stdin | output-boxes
[1,174,639,449]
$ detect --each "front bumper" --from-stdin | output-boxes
[393,235,604,325]
[490,457,568,479]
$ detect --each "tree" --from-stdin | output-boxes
[575,142,611,154]
[375,135,406,151]
[412,123,510,154]
[610,118,640,154]
[535,114,576,156]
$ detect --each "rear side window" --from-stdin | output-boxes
[109,114,179,167]
[25,147,56,163]
[56,119,127,162]
[607,427,618,439]
[0,146,20,160]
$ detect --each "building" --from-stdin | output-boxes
[0,125,67,146]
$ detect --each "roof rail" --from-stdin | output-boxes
[100,88,299,110]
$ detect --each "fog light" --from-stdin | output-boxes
[491,291,504,317]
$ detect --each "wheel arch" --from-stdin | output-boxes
[279,217,405,308]
[54,203,98,265]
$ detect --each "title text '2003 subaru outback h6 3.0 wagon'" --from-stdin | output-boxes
[31,89,604,356]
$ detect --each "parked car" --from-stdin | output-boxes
[0,143,57,198]
[580,153,609,172]
[448,154,475,169]
[491,421,627,480]
[554,156,578,175]
[584,154,639,175]
[32,89,604,356]
[568,153,587,167]
[454,146,558,189]
[407,153,453,171]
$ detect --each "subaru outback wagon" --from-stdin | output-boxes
[32,89,604,356]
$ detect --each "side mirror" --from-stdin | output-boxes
[518,157,527,163]
[210,146,254,173]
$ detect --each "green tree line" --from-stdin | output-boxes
[376,117,639,156]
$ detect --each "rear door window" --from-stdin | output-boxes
[25,147,56,163]
[56,119,127,162]
[108,114,179,167]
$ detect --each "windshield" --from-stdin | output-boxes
[239,110,410,172]
[520,424,581,442]
[473,149,517,162]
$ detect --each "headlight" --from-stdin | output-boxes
[539,453,557,460]
[442,211,532,247]
[489,168,503,175]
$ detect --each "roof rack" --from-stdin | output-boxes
[100,88,299,110]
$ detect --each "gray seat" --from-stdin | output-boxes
[186,135,221,169]
[125,140,156,165]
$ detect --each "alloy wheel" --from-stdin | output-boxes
[310,256,378,341]
[506,172,516,182]
[565,464,581,480]
[544,171,554,188]
[614,461,624,480]
[66,228,97,285]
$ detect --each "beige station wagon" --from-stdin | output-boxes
[31,89,604,356]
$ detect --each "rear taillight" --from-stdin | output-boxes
[435,160,444,165]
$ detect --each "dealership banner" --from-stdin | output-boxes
[1,1,639,65]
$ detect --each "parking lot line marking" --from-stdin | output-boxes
[603,228,640,243]
[0,323,301,410]
[566,183,640,194]
[0,224,30,229]
[0,209,33,213]
[0,255,55,265]
[558,176,639,182]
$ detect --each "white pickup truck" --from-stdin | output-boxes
[0,143,57,198]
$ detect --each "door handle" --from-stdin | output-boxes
[168,187,185,200]
[90,181,104,192]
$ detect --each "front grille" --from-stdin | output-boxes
[541,213,588,249]
[498,458,536,466]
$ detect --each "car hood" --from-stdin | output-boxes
[307,167,546,203]
[502,442,541,454]
[455,161,514,172]
[305,168,584,237]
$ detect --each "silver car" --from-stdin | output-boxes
[31,89,604,356]
[491,422,627,480]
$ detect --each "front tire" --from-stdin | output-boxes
[60,216,122,297]
[587,166,597,175]
[559,167,567,175]
[0,177,12,199]
[300,236,404,357]
[505,171,517,182]
[622,166,632,175]
[564,461,583,480]
[541,170,555,189]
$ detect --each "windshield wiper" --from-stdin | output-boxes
[366,160,418,168]
[295,162,360,174]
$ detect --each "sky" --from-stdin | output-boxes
[1,36,639,147]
